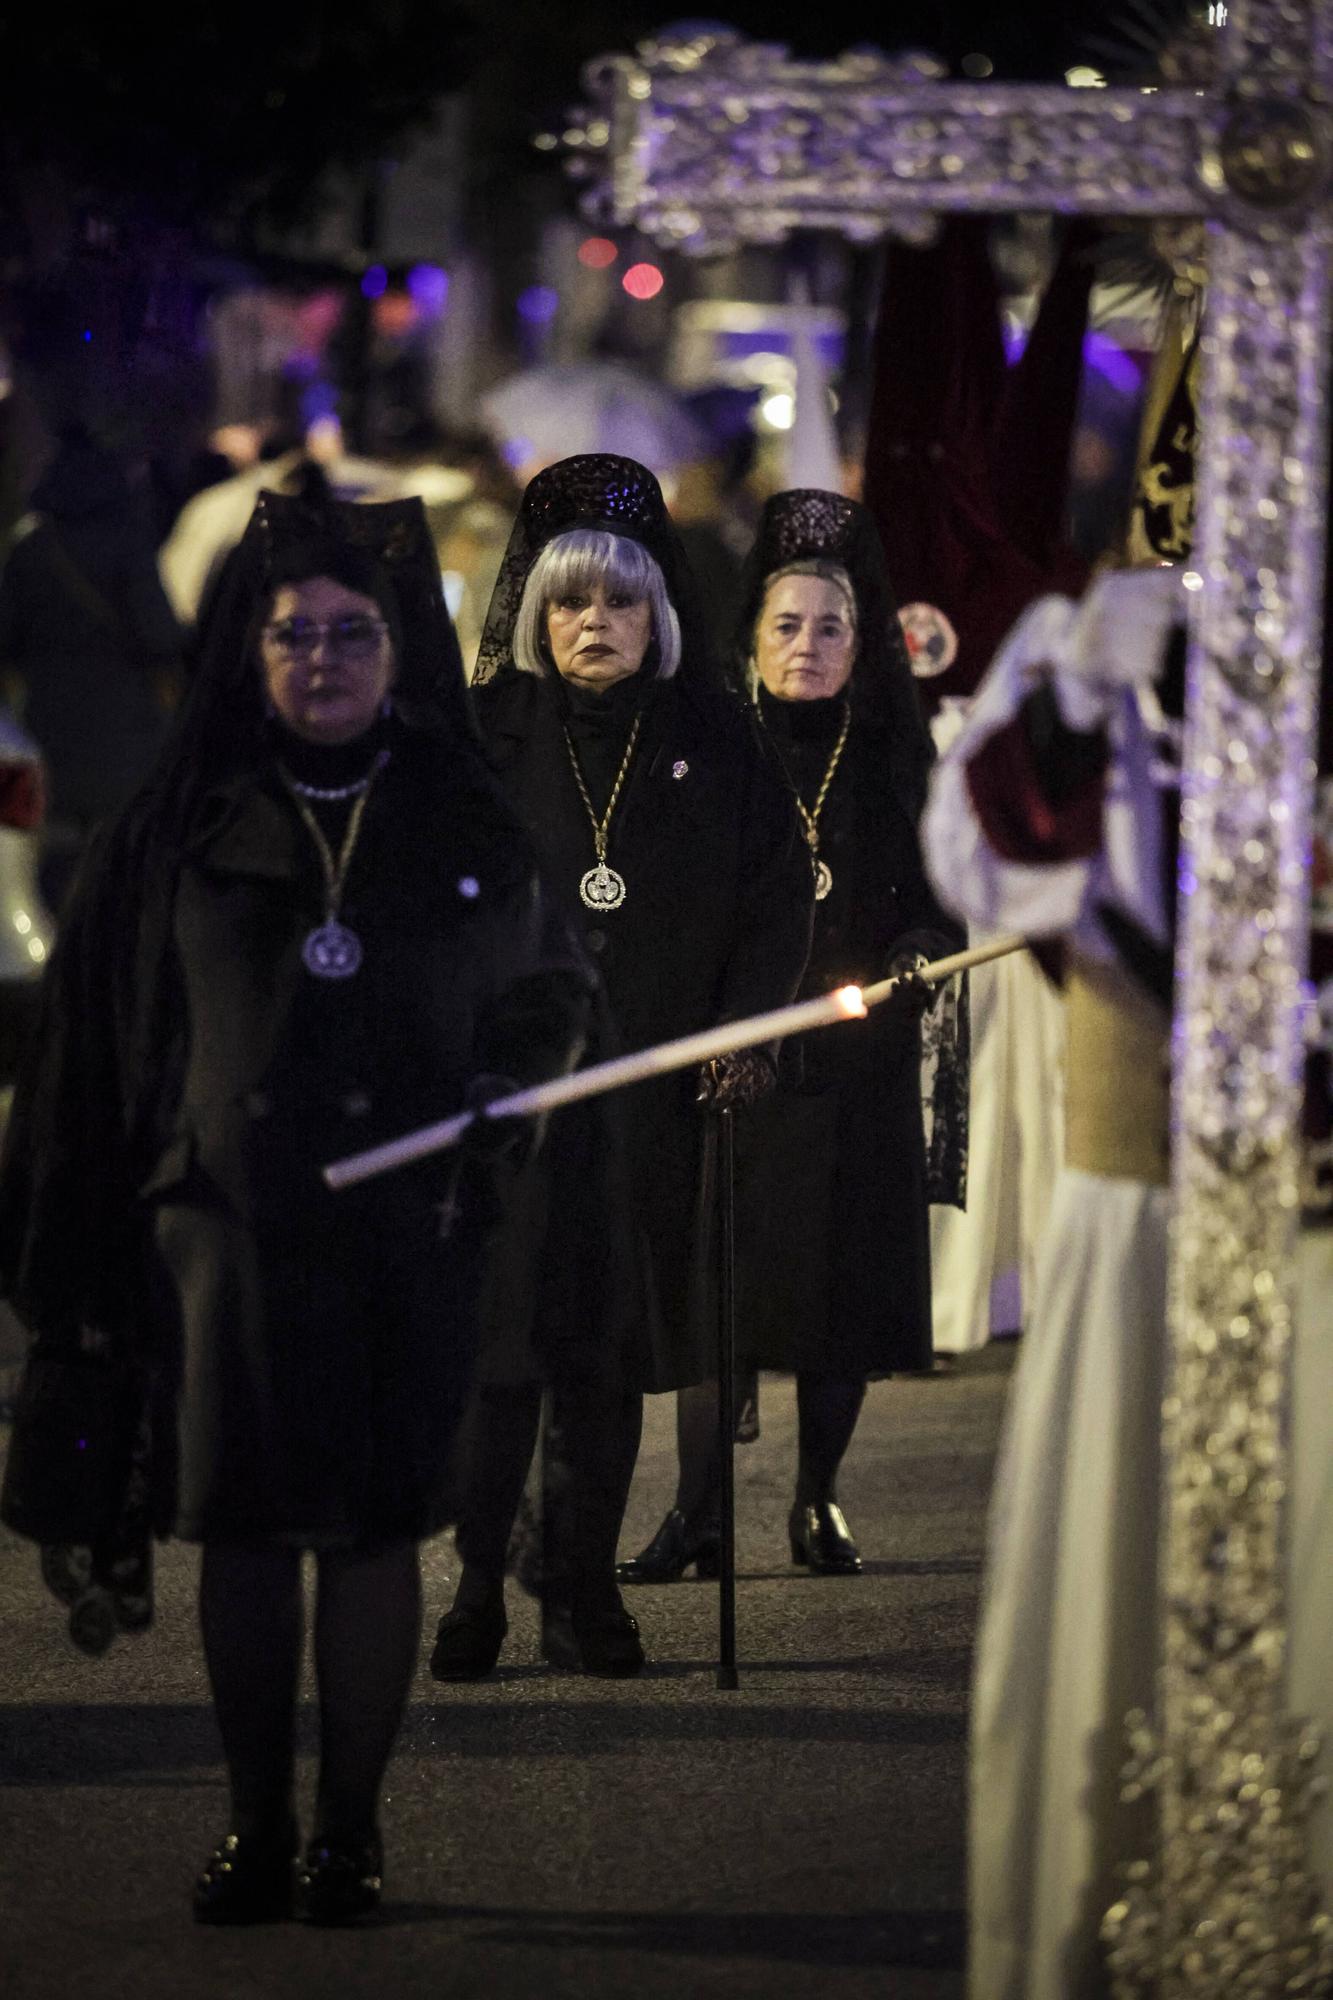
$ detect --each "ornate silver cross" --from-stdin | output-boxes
[582,8,1332,1992]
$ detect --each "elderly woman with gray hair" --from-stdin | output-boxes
[619,489,964,1586]
[429,454,811,1681]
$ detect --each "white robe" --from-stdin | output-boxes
[920,585,1333,1998]
[929,941,1065,1351]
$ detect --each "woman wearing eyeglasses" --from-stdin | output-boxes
[0,491,590,1925]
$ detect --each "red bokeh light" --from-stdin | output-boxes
[578,237,618,270]
[622,262,664,301]
[373,293,419,337]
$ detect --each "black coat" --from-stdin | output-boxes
[472,667,812,1393]
[0,729,591,1545]
[733,711,965,1377]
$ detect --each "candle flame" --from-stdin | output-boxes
[836,984,867,1018]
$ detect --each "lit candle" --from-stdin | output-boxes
[324,937,1025,1190]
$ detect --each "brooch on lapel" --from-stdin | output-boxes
[672,760,689,780]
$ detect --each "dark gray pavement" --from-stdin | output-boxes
[0,1346,1013,2000]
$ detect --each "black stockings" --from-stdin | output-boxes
[312,1542,421,1841]
[199,1539,420,1845]
[794,1375,866,1508]
[454,1387,543,1593]
[199,1544,302,1840]
[453,1377,643,1616]
[545,1376,643,1614]
[674,1379,725,1522]
[673,1373,868,1517]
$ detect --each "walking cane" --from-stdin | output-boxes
[716,1106,739,1692]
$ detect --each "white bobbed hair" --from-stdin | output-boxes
[512,529,681,679]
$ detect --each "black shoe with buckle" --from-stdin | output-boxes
[789,1501,863,1575]
[616,1507,721,1584]
[428,1597,507,1681]
[293,1831,383,1926]
[571,1600,646,1676]
[192,1823,298,1925]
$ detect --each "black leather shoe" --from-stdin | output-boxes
[293,1832,382,1926]
[429,1598,507,1681]
[572,1602,646,1677]
[192,1825,297,1925]
[616,1508,721,1584]
[789,1502,863,1575]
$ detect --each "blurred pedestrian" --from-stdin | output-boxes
[0,425,182,907]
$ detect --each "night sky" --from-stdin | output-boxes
[647,2,1186,77]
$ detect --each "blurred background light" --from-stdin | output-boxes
[517,284,560,324]
[622,262,664,301]
[360,265,389,300]
[406,263,450,315]
[373,293,418,337]
[578,237,618,270]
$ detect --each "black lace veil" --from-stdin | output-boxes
[735,489,935,825]
[473,454,717,691]
[738,490,967,1208]
[152,488,471,840]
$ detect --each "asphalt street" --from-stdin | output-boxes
[0,1344,1013,2000]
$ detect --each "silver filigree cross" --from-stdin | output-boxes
[582,8,1332,1993]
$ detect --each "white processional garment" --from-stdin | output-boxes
[921,585,1332,2000]
[925,701,1065,1352]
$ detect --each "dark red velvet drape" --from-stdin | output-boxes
[862,218,1093,711]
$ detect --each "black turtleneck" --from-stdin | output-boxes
[756,685,849,801]
[267,715,392,842]
[557,671,648,817]
[267,714,391,792]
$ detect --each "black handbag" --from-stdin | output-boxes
[0,1348,142,1546]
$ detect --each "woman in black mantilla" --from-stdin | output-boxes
[427,453,812,1681]
[0,491,590,1923]
[619,488,965,1584]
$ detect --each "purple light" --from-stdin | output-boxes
[1005,324,1144,399]
[302,381,339,423]
[407,264,450,315]
[361,265,388,300]
[517,285,559,325]
[1083,331,1142,397]
[501,435,535,469]
[82,329,93,343]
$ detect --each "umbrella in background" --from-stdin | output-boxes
[481,363,708,481]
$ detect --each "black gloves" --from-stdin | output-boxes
[461,1072,529,1161]
[695,1048,777,1113]
[885,952,933,1020]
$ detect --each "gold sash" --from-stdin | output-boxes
[1063,960,1171,1186]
